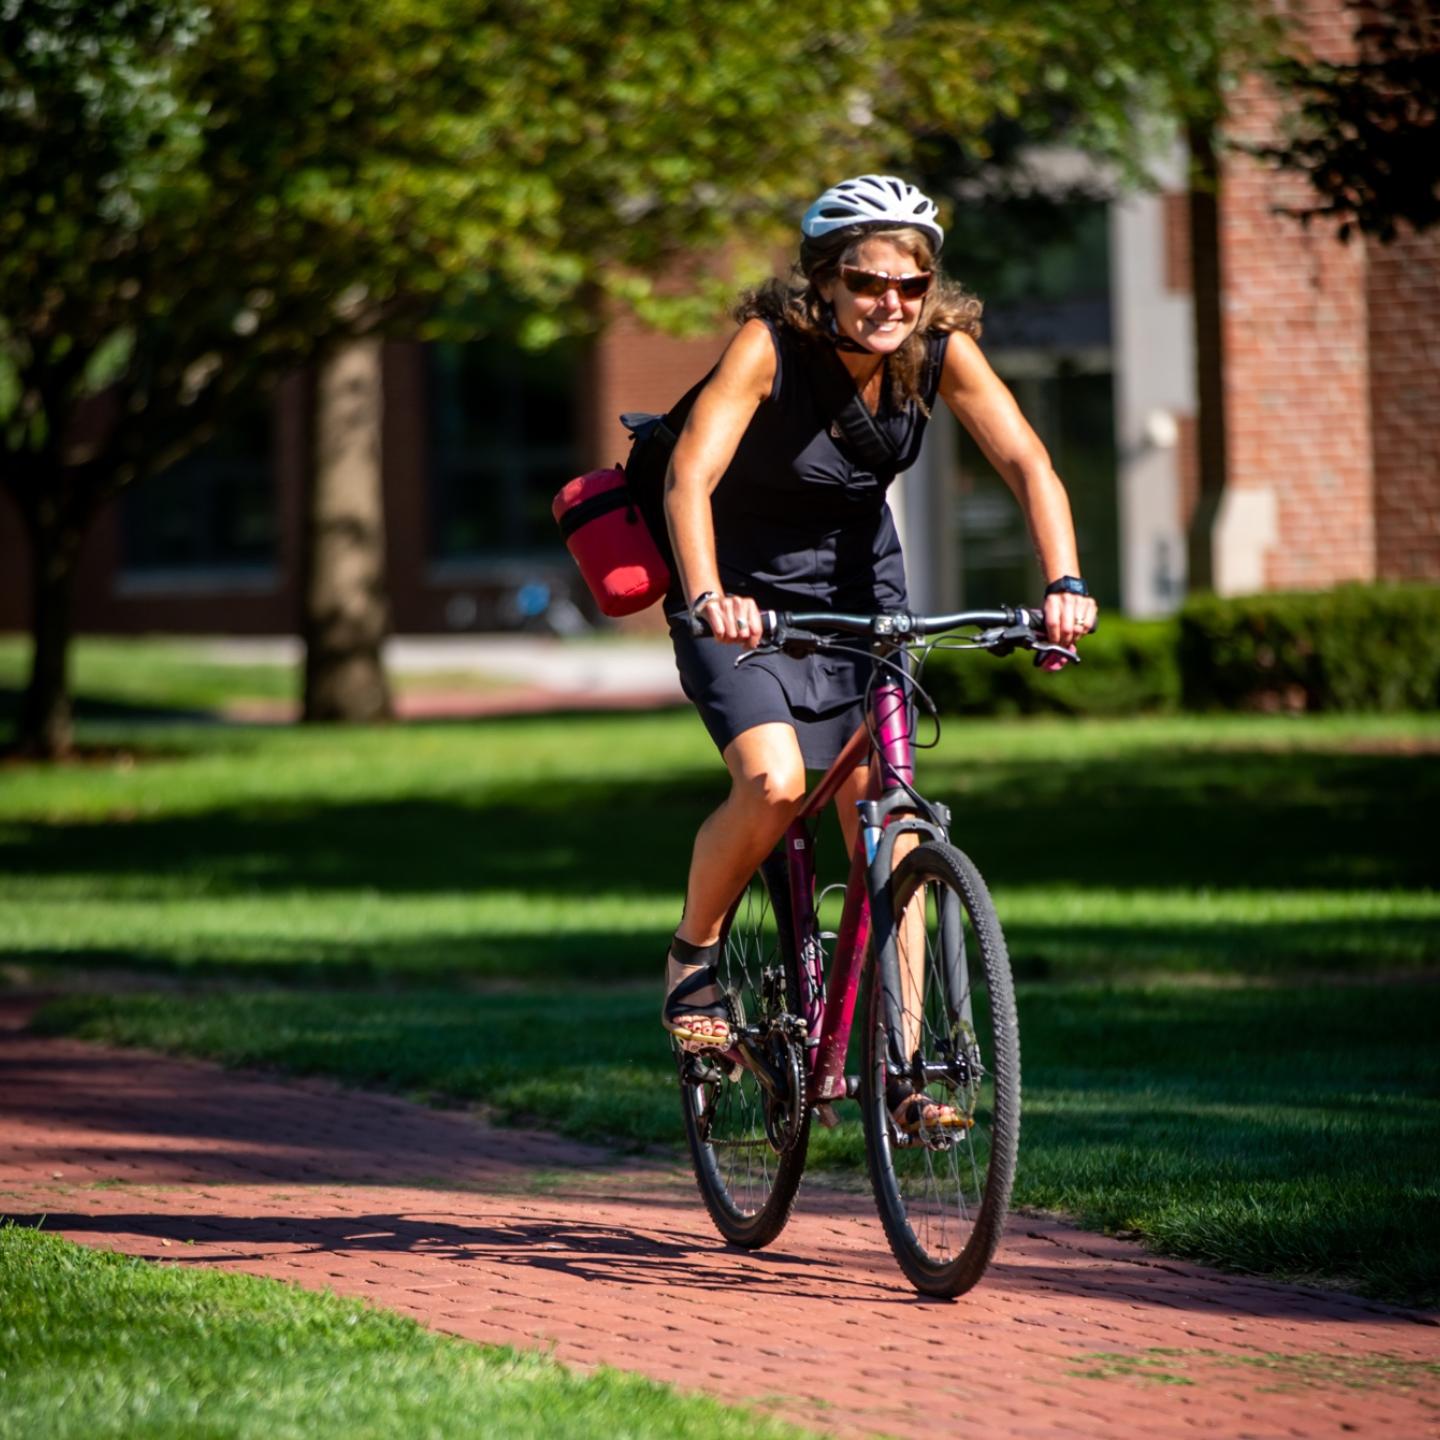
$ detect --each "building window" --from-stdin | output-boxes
[427,340,581,562]
[120,391,276,582]
[946,200,1120,609]
[954,364,1119,608]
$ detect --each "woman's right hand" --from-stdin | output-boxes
[697,592,765,651]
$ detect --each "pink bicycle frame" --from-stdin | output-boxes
[781,676,915,1104]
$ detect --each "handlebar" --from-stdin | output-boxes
[688,604,1083,665]
[757,606,1047,640]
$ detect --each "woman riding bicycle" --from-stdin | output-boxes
[660,176,1099,1124]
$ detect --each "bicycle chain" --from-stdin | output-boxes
[761,1015,808,1155]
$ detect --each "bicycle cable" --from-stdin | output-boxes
[738,615,1030,816]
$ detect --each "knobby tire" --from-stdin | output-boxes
[860,840,1020,1297]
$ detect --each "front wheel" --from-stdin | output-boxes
[861,840,1020,1297]
[678,852,811,1249]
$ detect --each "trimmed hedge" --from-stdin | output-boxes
[922,584,1440,716]
[922,614,1180,717]
[1178,583,1440,713]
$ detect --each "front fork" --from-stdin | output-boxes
[863,790,957,1081]
[805,786,957,1108]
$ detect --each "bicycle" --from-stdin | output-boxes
[674,604,1077,1298]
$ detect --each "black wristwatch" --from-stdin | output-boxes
[1044,575,1089,598]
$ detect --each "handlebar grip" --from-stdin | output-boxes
[1026,603,1099,637]
[686,606,781,640]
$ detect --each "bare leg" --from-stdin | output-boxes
[664,723,807,1045]
[675,722,808,946]
[833,760,869,858]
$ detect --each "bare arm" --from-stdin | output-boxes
[937,332,1098,646]
[664,318,775,646]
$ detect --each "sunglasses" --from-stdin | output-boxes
[839,266,933,301]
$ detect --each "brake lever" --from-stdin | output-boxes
[735,626,829,666]
[782,630,828,658]
[977,622,1033,657]
[978,618,1081,667]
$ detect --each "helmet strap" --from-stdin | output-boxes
[824,303,874,355]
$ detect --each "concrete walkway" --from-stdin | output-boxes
[208,634,686,721]
[3,1001,1436,1440]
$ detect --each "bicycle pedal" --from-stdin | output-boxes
[813,1102,842,1129]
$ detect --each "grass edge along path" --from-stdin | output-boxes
[0,1224,812,1440]
[29,976,1440,1315]
[6,707,1437,1311]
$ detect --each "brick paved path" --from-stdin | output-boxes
[4,1001,1436,1440]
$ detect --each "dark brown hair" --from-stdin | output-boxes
[735,225,983,414]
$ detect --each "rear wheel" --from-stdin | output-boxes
[678,851,811,1248]
[860,840,1020,1296]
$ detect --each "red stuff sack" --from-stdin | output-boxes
[552,467,671,617]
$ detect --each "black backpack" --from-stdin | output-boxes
[617,375,705,573]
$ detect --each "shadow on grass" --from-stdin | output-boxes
[10,931,662,984]
[4,736,1437,986]
[0,686,216,728]
[4,747,1436,897]
[11,901,1440,986]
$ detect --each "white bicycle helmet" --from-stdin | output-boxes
[801,175,943,251]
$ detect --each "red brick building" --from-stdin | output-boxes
[1194,0,1440,595]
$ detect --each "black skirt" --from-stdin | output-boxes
[670,622,877,768]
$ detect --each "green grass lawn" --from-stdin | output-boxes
[0,636,300,717]
[3,698,1438,1309]
[3,710,1437,980]
[0,1225,808,1440]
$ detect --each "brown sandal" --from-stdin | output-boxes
[662,953,732,1052]
[889,1085,972,1135]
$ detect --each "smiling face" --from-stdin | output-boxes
[818,235,930,355]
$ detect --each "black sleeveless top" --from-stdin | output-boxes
[666,321,953,767]
[683,319,951,613]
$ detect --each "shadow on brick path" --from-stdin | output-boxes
[4,1001,1437,1440]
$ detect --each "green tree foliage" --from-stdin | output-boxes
[1,0,1261,755]
[1256,0,1439,242]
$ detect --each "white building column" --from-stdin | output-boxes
[1109,148,1196,616]
[893,403,960,613]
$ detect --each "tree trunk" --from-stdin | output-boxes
[10,466,89,759]
[302,340,394,722]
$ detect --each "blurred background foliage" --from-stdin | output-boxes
[0,0,1273,755]
[1,0,1269,442]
